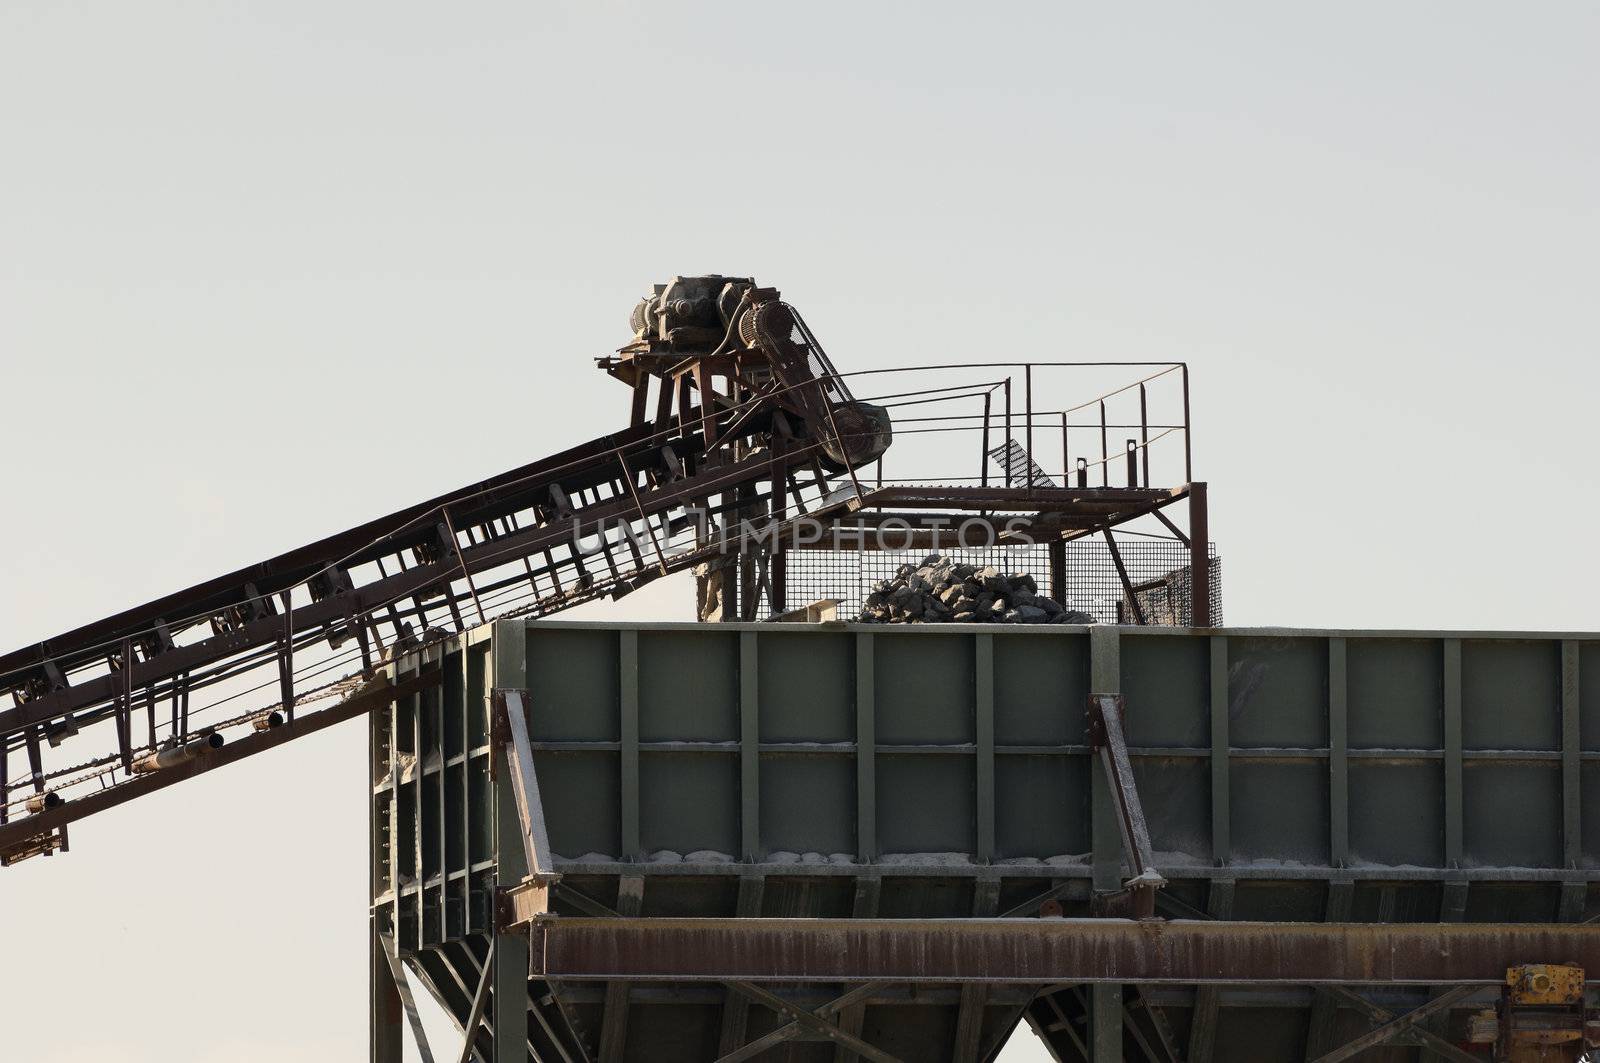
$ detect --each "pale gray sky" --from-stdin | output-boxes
[3,2,1597,1060]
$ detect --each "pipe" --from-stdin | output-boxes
[252,711,284,732]
[25,791,63,814]
[130,732,224,774]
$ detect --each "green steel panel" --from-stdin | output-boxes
[1230,761,1329,865]
[640,753,739,857]
[1463,762,1562,868]
[639,630,738,742]
[1585,762,1600,870]
[874,632,975,745]
[1462,639,1561,751]
[526,628,620,741]
[1582,641,1600,751]
[534,752,619,859]
[371,619,1600,1063]
[992,632,1088,745]
[878,757,975,856]
[1349,762,1445,868]
[1132,758,1209,862]
[1347,638,1443,749]
[759,756,855,857]
[756,631,853,742]
[994,755,1089,860]
[1227,636,1329,750]
[1121,632,1209,747]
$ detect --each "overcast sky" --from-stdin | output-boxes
[3,2,1597,1060]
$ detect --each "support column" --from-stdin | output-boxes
[1303,880,1355,1059]
[856,633,877,863]
[491,622,529,1063]
[1209,635,1230,866]
[1089,625,1123,1063]
[599,876,646,1063]
[370,665,403,1063]
[953,878,1001,1063]
[1185,879,1235,1063]
[1562,641,1581,870]
[834,873,882,1063]
[740,632,761,862]
[1188,483,1211,627]
[717,875,767,1055]
[1443,639,1463,869]
[975,634,995,865]
[370,916,403,1063]
[1329,638,1348,868]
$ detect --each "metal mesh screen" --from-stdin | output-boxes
[773,536,1221,625]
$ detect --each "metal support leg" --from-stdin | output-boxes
[1089,627,1124,1063]
[1092,986,1124,1063]
[492,916,529,1059]
[598,876,644,1063]
[1188,482,1211,627]
[1303,880,1354,1059]
[716,875,766,1055]
[835,873,881,1062]
[378,933,438,1063]
[1185,879,1234,1063]
[371,917,404,1063]
[491,629,530,1063]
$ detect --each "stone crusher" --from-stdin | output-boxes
[0,275,894,861]
[0,274,1194,860]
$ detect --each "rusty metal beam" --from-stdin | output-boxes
[862,485,1174,508]
[530,918,1600,986]
[1188,482,1211,627]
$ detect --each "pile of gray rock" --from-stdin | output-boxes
[858,555,1095,625]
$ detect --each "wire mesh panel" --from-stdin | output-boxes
[1066,536,1222,626]
[774,535,1220,625]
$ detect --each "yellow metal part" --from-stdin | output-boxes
[1507,963,1585,1006]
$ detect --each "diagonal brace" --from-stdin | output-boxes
[1087,693,1166,915]
[712,981,885,1063]
[455,940,497,1063]
[378,932,438,1063]
[552,883,903,1063]
[725,981,905,1063]
[493,689,560,920]
[1310,985,1479,1063]
[1322,986,1481,1063]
